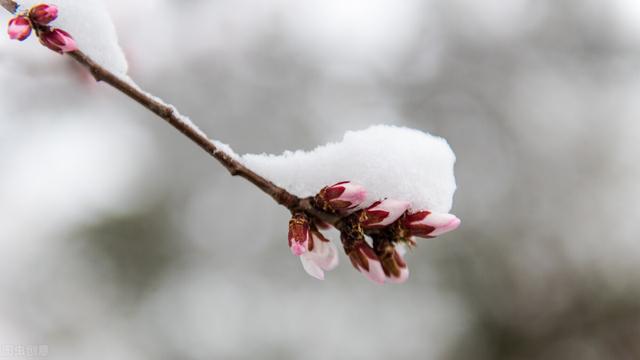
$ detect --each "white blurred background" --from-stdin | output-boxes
[1,0,640,359]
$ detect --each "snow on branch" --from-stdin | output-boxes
[242,125,457,213]
[2,1,461,284]
[15,0,128,74]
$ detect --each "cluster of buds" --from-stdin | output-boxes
[287,181,460,284]
[7,4,77,53]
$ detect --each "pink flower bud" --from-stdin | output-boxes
[372,238,410,284]
[403,211,461,238]
[39,28,77,54]
[299,230,339,280]
[317,181,367,212]
[288,213,310,256]
[7,16,32,41]
[361,199,411,228]
[347,242,386,284]
[29,4,58,25]
[384,248,409,284]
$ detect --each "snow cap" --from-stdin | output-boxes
[18,0,128,75]
[242,125,457,213]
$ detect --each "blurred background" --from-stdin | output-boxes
[1,0,640,359]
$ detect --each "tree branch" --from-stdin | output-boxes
[0,0,18,14]
[68,51,308,211]
[2,2,343,227]
[2,3,450,286]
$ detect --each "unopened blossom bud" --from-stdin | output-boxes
[7,16,32,41]
[386,249,409,284]
[288,213,310,256]
[373,237,409,284]
[39,28,77,53]
[345,241,386,284]
[361,199,411,228]
[341,228,386,284]
[29,4,58,25]
[299,228,339,280]
[316,181,367,212]
[403,211,460,238]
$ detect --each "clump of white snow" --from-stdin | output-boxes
[18,0,128,76]
[212,140,242,162]
[241,125,458,213]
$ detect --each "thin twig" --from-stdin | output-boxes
[2,2,340,225]
[0,0,18,14]
[68,50,309,213]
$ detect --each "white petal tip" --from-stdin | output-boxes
[431,217,461,236]
[387,268,410,284]
[301,256,325,280]
[358,263,386,284]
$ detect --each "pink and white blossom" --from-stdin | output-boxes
[362,199,411,228]
[7,16,32,41]
[404,210,461,238]
[288,214,339,280]
[299,230,339,280]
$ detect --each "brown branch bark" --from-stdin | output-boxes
[2,4,341,226]
[68,51,311,213]
[2,1,343,226]
[0,0,18,14]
